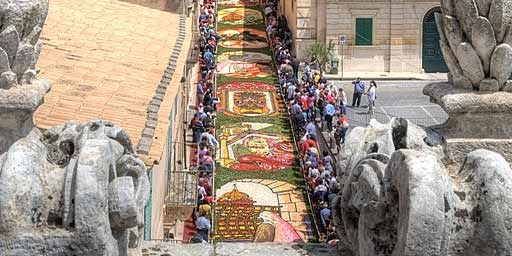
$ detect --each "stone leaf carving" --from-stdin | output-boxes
[489,0,512,43]
[0,0,49,42]
[490,43,512,87]
[31,40,42,69]
[0,47,11,74]
[456,42,485,87]
[476,0,492,16]
[504,80,512,91]
[440,0,454,16]
[453,75,473,90]
[0,71,16,89]
[443,15,465,57]
[437,0,512,91]
[435,14,473,89]
[0,0,48,88]
[479,78,500,91]
[12,43,34,80]
[471,17,496,75]
[455,0,479,42]
[504,27,512,46]
[0,25,20,65]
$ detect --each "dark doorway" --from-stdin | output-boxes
[422,7,449,73]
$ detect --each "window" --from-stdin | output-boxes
[355,18,373,45]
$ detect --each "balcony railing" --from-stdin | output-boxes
[165,170,198,206]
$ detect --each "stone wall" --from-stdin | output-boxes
[283,0,440,73]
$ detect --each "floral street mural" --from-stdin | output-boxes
[212,2,314,242]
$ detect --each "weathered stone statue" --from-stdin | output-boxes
[0,1,150,255]
[333,119,512,256]
[333,1,512,253]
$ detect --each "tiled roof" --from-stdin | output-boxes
[34,0,192,166]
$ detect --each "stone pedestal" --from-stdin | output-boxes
[424,82,512,163]
[445,138,512,164]
[0,80,51,154]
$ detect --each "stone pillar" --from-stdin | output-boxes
[0,80,50,154]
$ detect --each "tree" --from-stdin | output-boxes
[305,40,336,74]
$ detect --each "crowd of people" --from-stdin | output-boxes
[266,0,380,245]
[189,0,380,245]
[265,1,342,245]
[188,0,219,243]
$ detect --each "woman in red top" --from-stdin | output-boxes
[300,93,309,111]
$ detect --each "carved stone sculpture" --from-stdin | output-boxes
[436,0,512,91]
[424,0,512,164]
[334,1,512,254]
[333,118,512,256]
[0,1,150,255]
[0,121,150,256]
[0,0,48,88]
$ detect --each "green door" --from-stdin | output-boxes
[422,7,448,73]
[356,18,373,46]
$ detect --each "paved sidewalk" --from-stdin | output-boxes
[325,71,447,81]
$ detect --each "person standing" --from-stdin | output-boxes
[334,114,350,152]
[195,212,211,242]
[323,101,336,132]
[320,202,331,232]
[366,80,377,115]
[191,114,204,143]
[287,82,296,101]
[306,120,316,136]
[338,88,347,115]
[351,78,365,107]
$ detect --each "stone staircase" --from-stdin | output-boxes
[139,241,338,256]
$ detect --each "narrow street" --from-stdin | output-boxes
[211,0,314,243]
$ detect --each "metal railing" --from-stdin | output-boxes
[345,106,446,128]
[165,170,198,206]
[148,239,183,244]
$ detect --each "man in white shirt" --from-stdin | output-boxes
[287,83,296,101]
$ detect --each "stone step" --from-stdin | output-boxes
[139,242,338,256]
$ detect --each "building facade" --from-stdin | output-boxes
[281,0,449,74]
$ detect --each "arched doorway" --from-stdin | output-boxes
[422,7,448,73]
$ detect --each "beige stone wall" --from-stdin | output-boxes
[283,0,441,73]
[283,0,318,59]
[150,144,169,240]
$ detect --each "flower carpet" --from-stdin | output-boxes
[212,1,314,243]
